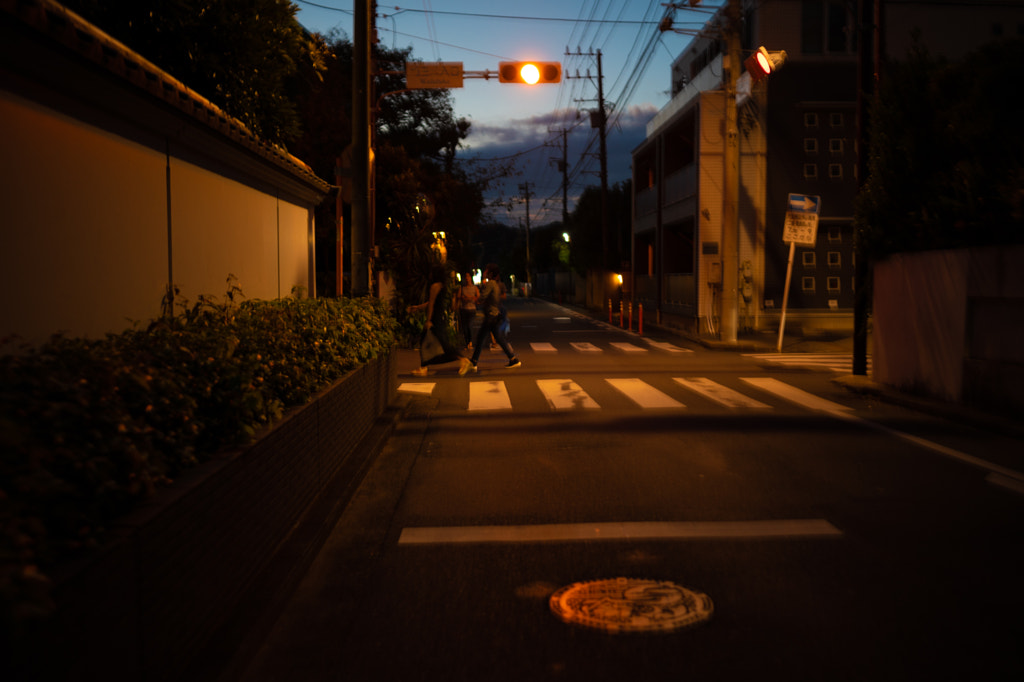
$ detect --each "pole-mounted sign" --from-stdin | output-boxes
[783,193,820,246]
[778,193,821,351]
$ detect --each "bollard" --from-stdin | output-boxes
[628,302,633,332]
[619,301,624,328]
[639,303,643,336]
[608,298,613,324]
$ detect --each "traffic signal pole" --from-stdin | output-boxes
[351,0,371,296]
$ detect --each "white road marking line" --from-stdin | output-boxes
[398,382,436,394]
[537,379,600,410]
[606,378,685,409]
[570,342,603,352]
[530,342,558,352]
[610,342,648,353]
[646,341,692,353]
[398,519,842,545]
[674,377,771,409]
[740,377,853,413]
[468,380,512,411]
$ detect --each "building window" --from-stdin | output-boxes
[828,163,843,178]
[802,277,816,293]
[830,112,844,127]
[829,138,844,154]
[827,277,841,293]
[804,138,818,153]
[828,251,841,268]
[802,252,816,268]
[804,164,818,179]
[804,112,818,128]
[828,227,842,243]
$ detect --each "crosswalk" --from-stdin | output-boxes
[399,376,852,414]
[531,341,692,354]
[744,352,871,374]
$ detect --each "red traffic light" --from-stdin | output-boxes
[498,61,562,84]
[744,47,787,84]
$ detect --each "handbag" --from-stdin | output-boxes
[419,327,444,364]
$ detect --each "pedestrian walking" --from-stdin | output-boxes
[456,271,479,350]
[407,265,473,376]
[468,264,520,371]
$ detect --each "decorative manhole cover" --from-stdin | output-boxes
[549,577,713,634]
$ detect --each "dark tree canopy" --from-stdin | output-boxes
[61,0,326,145]
[856,38,1024,259]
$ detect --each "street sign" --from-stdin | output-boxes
[783,193,820,246]
[406,62,463,89]
[787,193,820,213]
[778,193,821,351]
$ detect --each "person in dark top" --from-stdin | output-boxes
[468,263,520,372]
[407,265,473,376]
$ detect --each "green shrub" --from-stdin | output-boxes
[0,284,397,640]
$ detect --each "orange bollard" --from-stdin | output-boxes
[619,301,624,328]
[608,298,613,324]
[628,302,633,332]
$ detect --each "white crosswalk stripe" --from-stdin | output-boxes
[401,376,854,415]
[609,342,648,353]
[743,352,871,373]
[673,377,770,409]
[569,342,602,353]
[645,341,692,353]
[530,342,557,352]
[468,380,512,411]
[537,379,600,410]
[606,378,684,408]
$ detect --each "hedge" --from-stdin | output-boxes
[0,283,398,645]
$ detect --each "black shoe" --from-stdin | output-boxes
[506,358,521,369]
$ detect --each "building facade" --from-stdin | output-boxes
[632,0,1024,336]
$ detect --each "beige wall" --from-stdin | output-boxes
[1,91,169,341]
[1,91,317,345]
[873,245,1024,415]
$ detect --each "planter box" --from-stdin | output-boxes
[16,350,397,682]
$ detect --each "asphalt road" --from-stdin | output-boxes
[235,297,1024,681]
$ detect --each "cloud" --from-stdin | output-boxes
[459,103,658,224]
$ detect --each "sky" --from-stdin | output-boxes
[293,1,723,226]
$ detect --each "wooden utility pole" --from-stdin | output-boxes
[720,0,742,344]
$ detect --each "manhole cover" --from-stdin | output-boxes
[549,577,713,634]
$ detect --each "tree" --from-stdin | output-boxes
[60,0,326,146]
[855,39,1024,259]
[565,181,633,274]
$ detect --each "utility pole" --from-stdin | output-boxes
[519,182,533,287]
[596,49,609,271]
[566,49,610,271]
[854,0,879,375]
[720,0,741,344]
[561,128,569,226]
[351,0,371,296]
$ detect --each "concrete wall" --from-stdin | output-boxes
[873,245,1024,416]
[1,89,318,344]
[12,351,397,682]
[1,2,329,347]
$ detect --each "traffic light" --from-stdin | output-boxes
[497,61,562,85]
[744,46,787,84]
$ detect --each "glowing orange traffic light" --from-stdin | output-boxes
[498,61,562,84]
